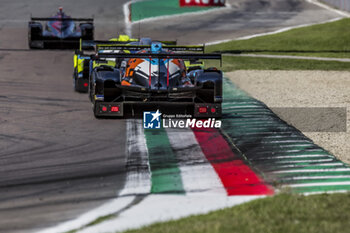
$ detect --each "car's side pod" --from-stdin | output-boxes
[90,67,121,102]
[193,69,223,104]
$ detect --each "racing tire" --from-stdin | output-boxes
[73,68,78,92]
[28,23,43,49]
[74,80,89,93]
[73,66,89,93]
[73,77,89,93]
[73,78,81,93]
[28,33,44,49]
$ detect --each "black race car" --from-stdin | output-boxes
[88,42,222,118]
[28,7,93,49]
[73,38,177,93]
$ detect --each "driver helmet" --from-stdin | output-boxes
[58,7,64,15]
[117,35,130,42]
[151,42,162,54]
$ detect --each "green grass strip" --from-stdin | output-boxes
[293,185,350,193]
[203,18,350,71]
[206,18,350,54]
[144,128,184,194]
[131,0,217,22]
[250,51,350,59]
[122,193,350,233]
[286,178,350,184]
[205,55,350,72]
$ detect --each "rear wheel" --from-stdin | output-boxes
[28,23,43,49]
[28,30,39,49]
[73,68,79,91]
[74,79,82,93]
[73,69,89,93]
[28,29,32,48]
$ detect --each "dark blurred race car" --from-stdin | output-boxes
[28,7,94,49]
[88,42,222,118]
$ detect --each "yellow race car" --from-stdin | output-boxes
[73,35,138,92]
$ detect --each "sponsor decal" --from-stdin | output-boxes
[179,0,225,7]
[144,110,221,129]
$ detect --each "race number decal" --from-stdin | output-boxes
[179,0,225,7]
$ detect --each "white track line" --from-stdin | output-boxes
[306,0,350,17]
[123,1,132,36]
[165,127,226,195]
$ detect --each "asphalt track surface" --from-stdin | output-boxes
[0,0,340,232]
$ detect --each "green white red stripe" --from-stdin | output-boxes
[192,127,274,195]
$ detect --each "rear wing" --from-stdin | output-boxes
[96,45,205,53]
[81,40,178,50]
[30,17,94,22]
[93,52,221,66]
[81,40,131,50]
[87,40,177,45]
[94,53,221,88]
